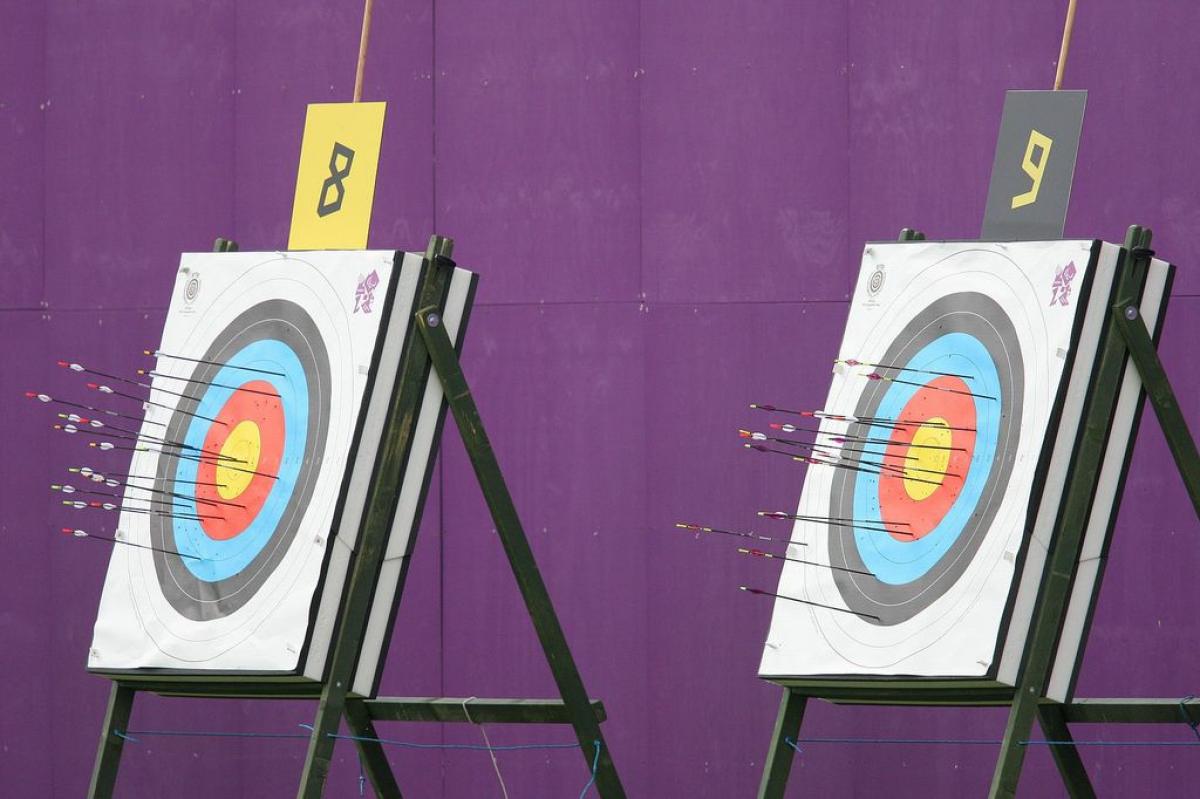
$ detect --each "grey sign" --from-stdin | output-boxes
[982,90,1086,241]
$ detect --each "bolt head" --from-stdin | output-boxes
[426,313,441,327]
[1124,306,1139,320]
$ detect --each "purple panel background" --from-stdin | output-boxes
[3,1,1200,796]
[43,1,236,310]
[0,4,45,308]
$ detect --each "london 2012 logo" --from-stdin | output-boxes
[354,270,380,314]
[1049,260,1076,307]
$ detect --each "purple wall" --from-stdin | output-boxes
[3,1,1200,796]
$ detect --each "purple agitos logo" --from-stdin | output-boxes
[354,270,380,314]
[1050,261,1077,307]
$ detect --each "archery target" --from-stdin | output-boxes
[759,241,1106,679]
[89,251,402,674]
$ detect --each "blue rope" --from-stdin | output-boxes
[118,726,602,796]
[306,724,582,753]
[778,692,1200,753]
[785,736,1200,748]
[117,729,309,741]
[577,740,601,799]
[318,726,604,797]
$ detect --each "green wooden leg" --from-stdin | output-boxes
[990,227,1155,798]
[89,683,136,799]
[416,312,626,799]
[1113,302,1200,518]
[758,689,806,799]
[297,684,350,798]
[297,236,456,799]
[1037,704,1095,799]
[345,700,403,799]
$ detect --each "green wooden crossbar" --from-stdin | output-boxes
[758,226,1200,799]
[363,697,607,725]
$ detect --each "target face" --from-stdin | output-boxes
[150,300,331,621]
[89,251,404,674]
[827,293,1023,624]
[759,241,1107,679]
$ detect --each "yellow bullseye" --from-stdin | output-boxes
[216,420,262,500]
[903,417,952,501]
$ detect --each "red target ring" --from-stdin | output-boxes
[195,380,285,541]
[877,376,977,540]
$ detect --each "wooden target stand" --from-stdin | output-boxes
[756,225,1200,798]
[89,235,627,799]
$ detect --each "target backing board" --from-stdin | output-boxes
[87,250,475,682]
[758,240,1125,682]
[1044,253,1173,701]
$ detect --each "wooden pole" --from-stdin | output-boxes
[353,0,375,102]
[1053,0,1079,90]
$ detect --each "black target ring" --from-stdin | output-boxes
[149,300,331,621]
[826,293,1024,625]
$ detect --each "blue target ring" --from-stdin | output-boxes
[150,299,331,622]
[825,293,1023,625]
[171,340,309,582]
[851,333,1002,585]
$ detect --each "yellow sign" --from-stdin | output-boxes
[288,102,386,250]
